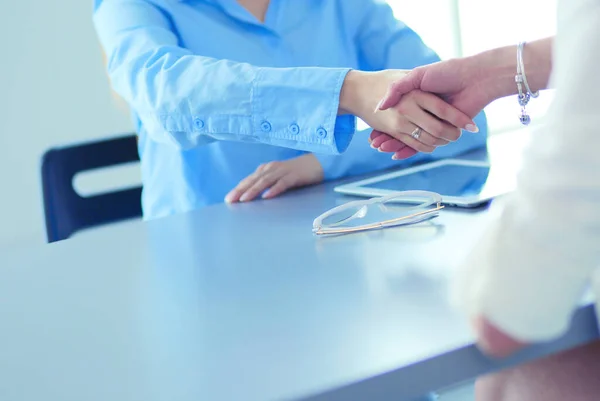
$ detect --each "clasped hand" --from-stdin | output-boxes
[340,69,479,159]
[226,68,481,204]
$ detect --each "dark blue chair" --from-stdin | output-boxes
[41,134,143,243]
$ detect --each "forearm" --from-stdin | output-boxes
[108,48,360,151]
[338,70,376,116]
[473,37,554,101]
[339,69,407,117]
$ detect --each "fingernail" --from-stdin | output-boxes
[370,143,377,149]
[465,124,479,133]
[391,154,398,160]
[373,99,384,113]
[224,195,233,203]
[261,190,270,199]
[377,147,384,152]
[239,194,249,202]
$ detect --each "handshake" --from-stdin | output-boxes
[340,57,499,160]
[227,49,536,205]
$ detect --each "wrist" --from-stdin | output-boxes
[300,153,324,182]
[339,70,364,116]
[474,38,553,101]
[339,70,395,118]
[473,45,519,101]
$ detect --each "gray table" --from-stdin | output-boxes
[0,133,597,401]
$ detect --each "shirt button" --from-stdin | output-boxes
[261,121,272,132]
[194,118,205,130]
[316,127,327,138]
[289,123,300,135]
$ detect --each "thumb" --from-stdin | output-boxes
[378,70,422,111]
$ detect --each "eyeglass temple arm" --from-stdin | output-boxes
[314,204,443,235]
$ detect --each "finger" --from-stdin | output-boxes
[395,121,439,153]
[379,138,407,153]
[474,316,527,358]
[239,173,280,202]
[399,136,435,154]
[256,163,270,173]
[393,147,418,160]
[225,172,261,203]
[226,161,283,203]
[372,117,436,153]
[225,186,247,203]
[415,91,479,133]
[378,69,424,111]
[262,177,293,199]
[369,130,386,145]
[402,97,459,143]
[370,132,393,149]
[370,131,410,154]
[373,115,437,153]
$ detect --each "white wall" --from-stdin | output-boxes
[0,0,133,248]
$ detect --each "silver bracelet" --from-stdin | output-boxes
[515,41,539,125]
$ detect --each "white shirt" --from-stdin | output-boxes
[454,0,600,341]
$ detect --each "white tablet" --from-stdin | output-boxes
[334,159,517,208]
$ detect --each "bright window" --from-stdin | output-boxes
[387,0,557,133]
[388,0,458,60]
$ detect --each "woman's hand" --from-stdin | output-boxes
[225,154,324,203]
[379,39,552,114]
[377,58,496,118]
[369,58,491,159]
[339,70,479,158]
[372,39,553,159]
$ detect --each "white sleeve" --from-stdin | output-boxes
[453,0,600,342]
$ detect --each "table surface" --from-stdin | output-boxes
[0,132,597,401]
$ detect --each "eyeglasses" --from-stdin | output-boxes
[312,191,444,236]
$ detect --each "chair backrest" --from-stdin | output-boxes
[41,134,142,243]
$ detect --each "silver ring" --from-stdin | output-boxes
[410,127,422,140]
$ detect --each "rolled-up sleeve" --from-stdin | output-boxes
[93,0,355,151]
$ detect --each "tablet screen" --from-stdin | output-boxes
[362,164,491,197]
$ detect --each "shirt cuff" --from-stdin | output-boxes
[250,67,356,154]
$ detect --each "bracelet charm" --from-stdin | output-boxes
[516,41,539,126]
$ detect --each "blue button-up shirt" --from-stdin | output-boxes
[93,0,487,219]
